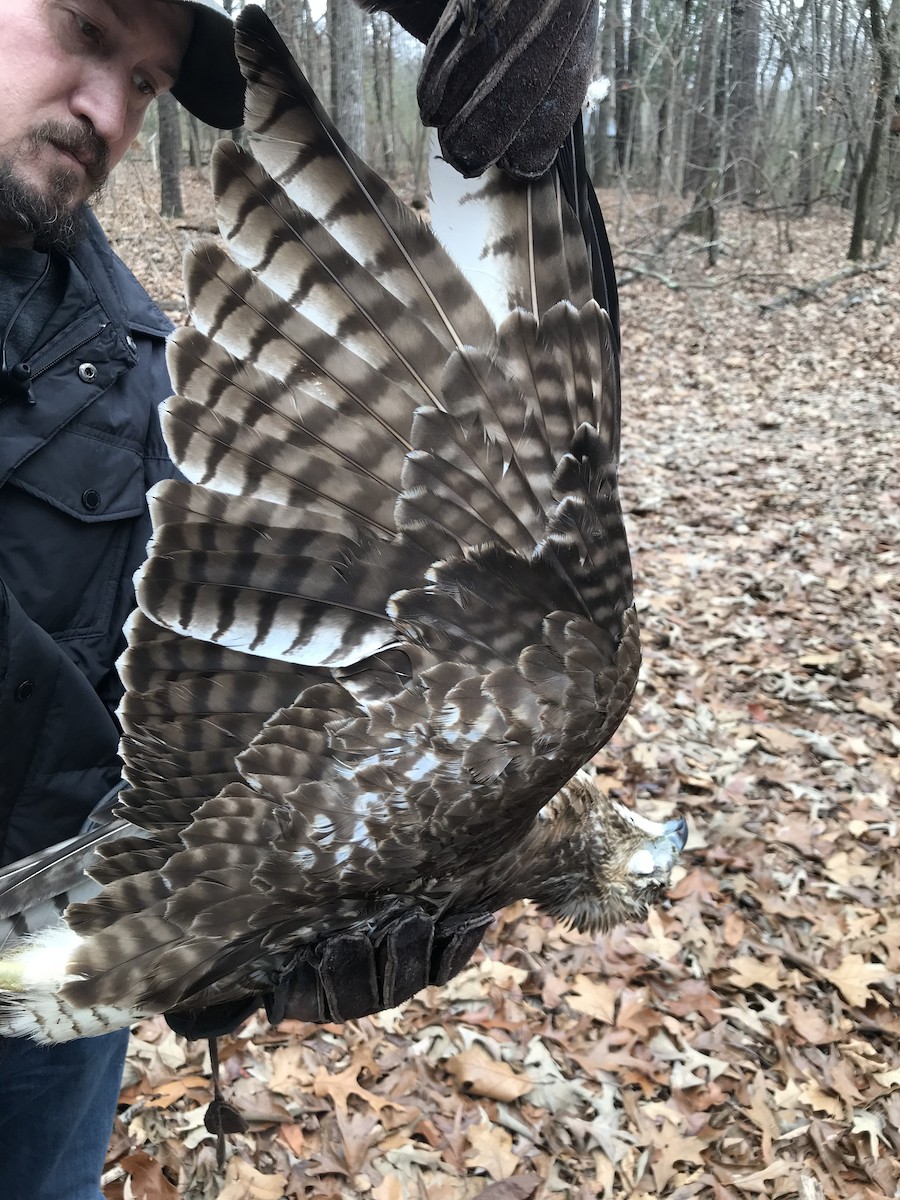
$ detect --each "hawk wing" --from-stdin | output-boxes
[3,8,639,1026]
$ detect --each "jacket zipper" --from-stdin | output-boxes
[28,323,110,384]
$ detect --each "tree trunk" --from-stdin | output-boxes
[849,0,900,258]
[593,1,617,186]
[268,0,299,50]
[329,0,366,156]
[685,0,722,194]
[186,113,201,169]
[157,92,184,219]
[725,0,761,199]
[657,0,692,194]
[613,0,627,168]
[622,0,644,169]
[797,0,823,213]
[371,12,395,176]
[299,0,325,97]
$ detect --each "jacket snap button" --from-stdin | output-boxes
[78,362,98,383]
[14,681,34,702]
[81,488,102,511]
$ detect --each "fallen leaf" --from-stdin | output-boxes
[785,998,841,1044]
[799,1081,844,1119]
[823,851,881,888]
[215,1157,289,1200]
[143,1076,208,1109]
[445,1046,532,1102]
[465,1117,519,1180]
[627,909,681,961]
[728,955,784,990]
[851,1110,885,1158]
[822,955,890,1007]
[651,1130,708,1190]
[476,1176,540,1199]
[313,1061,402,1115]
[117,1150,178,1200]
[567,974,617,1022]
[756,727,805,752]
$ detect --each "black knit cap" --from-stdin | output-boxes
[169,0,246,129]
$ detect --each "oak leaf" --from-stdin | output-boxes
[567,973,617,1021]
[475,1175,541,1199]
[650,1131,708,1190]
[144,1075,209,1109]
[464,1117,519,1179]
[118,1151,179,1200]
[445,1046,532,1102]
[216,1158,289,1200]
[627,909,681,961]
[821,954,890,1007]
[799,1081,843,1119]
[728,955,783,990]
[851,1111,885,1158]
[313,1061,401,1115]
[785,998,841,1044]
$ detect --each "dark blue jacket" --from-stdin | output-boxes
[0,212,175,865]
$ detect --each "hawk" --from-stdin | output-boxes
[0,7,685,1043]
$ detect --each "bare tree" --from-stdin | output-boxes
[298,0,326,98]
[612,0,628,167]
[370,12,395,175]
[157,92,184,219]
[616,0,644,168]
[268,0,300,50]
[329,0,366,156]
[849,0,900,257]
[725,0,761,199]
[160,0,900,266]
[655,0,693,194]
[685,0,723,194]
[592,0,618,185]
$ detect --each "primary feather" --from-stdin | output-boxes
[0,7,684,1043]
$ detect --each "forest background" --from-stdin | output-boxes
[93,0,899,1197]
[148,0,900,260]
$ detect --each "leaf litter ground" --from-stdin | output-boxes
[95,164,899,1200]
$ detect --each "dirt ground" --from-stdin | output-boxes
[94,157,900,1200]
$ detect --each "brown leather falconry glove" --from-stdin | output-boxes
[355,0,600,179]
[165,908,493,1040]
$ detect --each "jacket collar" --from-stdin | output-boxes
[69,209,172,341]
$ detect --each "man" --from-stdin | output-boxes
[0,5,245,1197]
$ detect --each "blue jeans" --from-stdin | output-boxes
[0,1030,128,1200]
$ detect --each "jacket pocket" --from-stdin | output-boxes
[0,426,145,642]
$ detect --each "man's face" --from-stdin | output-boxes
[0,0,193,247]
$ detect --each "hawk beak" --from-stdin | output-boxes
[664,817,688,852]
[625,815,688,878]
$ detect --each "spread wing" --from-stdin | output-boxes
[5,8,638,1023]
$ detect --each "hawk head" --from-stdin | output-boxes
[533,773,688,935]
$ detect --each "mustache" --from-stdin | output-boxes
[28,121,110,185]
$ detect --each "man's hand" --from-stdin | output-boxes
[165,908,493,1040]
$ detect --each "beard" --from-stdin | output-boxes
[0,121,110,250]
